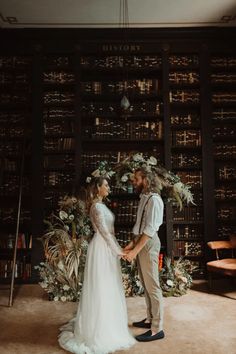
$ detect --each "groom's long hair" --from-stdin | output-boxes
[135,167,167,195]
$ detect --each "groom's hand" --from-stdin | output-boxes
[125,249,138,262]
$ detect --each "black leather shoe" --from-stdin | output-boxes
[135,330,165,342]
[133,318,151,329]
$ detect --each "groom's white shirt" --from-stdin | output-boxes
[132,192,164,238]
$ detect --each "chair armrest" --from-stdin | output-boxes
[207,241,234,250]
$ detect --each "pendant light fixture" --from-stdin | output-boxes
[119,0,130,111]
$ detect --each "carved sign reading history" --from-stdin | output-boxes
[101,44,141,52]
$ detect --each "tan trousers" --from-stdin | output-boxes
[136,233,164,332]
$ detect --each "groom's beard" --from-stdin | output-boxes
[134,183,144,194]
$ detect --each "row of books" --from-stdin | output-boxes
[217,207,236,220]
[215,187,236,200]
[173,241,203,256]
[111,200,140,224]
[169,55,199,67]
[0,259,31,279]
[43,56,71,67]
[44,190,66,208]
[81,101,161,116]
[0,93,30,104]
[212,93,236,103]
[176,171,202,187]
[173,207,203,221]
[43,172,75,186]
[211,73,236,83]
[212,108,236,121]
[44,55,200,70]
[0,126,25,137]
[214,144,236,158]
[0,141,21,154]
[172,130,201,147]
[81,79,160,95]
[0,182,30,195]
[44,138,75,151]
[81,150,161,170]
[44,91,75,105]
[213,126,235,138]
[171,153,201,168]
[0,158,18,171]
[84,120,163,140]
[0,56,32,68]
[0,233,32,249]
[44,155,75,169]
[0,72,30,85]
[115,229,132,247]
[0,112,28,123]
[43,72,75,84]
[211,57,236,67]
[0,209,31,223]
[44,120,75,135]
[217,226,235,239]
[173,225,203,240]
[216,166,236,180]
[169,90,200,103]
[170,114,200,126]
[43,108,75,119]
[80,55,162,69]
[169,72,199,84]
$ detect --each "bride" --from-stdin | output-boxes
[58,176,136,354]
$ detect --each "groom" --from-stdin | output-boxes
[123,167,165,342]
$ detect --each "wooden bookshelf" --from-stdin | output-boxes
[1,28,236,282]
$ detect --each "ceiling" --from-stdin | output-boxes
[0,0,236,28]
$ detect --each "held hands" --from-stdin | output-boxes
[120,248,138,263]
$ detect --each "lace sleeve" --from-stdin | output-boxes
[90,203,122,256]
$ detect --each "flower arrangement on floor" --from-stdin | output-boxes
[121,260,144,297]
[35,195,93,302]
[159,257,196,297]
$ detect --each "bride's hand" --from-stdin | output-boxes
[119,249,128,260]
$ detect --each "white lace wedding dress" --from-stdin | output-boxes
[58,202,136,354]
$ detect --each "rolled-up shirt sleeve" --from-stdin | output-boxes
[143,196,164,238]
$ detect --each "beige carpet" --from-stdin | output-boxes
[0,280,236,354]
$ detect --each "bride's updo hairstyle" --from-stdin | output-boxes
[86,176,107,210]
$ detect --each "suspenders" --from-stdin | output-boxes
[138,195,153,235]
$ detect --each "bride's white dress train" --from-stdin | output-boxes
[58,202,136,354]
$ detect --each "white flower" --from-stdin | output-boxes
[39,282,47,289]
[57,260,64,271]
[91,169,101,177]
[133,153,144,162]
[166,279,174,287]
[180,276,188,284]
[71,197,77,203]
[59,210,68,220]
[121,174,129,182]
[63,284,70,291]
[173,182,184,193]
[86,176,91,183]
[61,296,67,302]
[147,156,157,165]
[69,214,74,221]
[54,296,59,301]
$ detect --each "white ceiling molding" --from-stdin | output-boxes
[0,0,236,28]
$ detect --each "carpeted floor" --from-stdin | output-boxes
[0,280,235,354]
